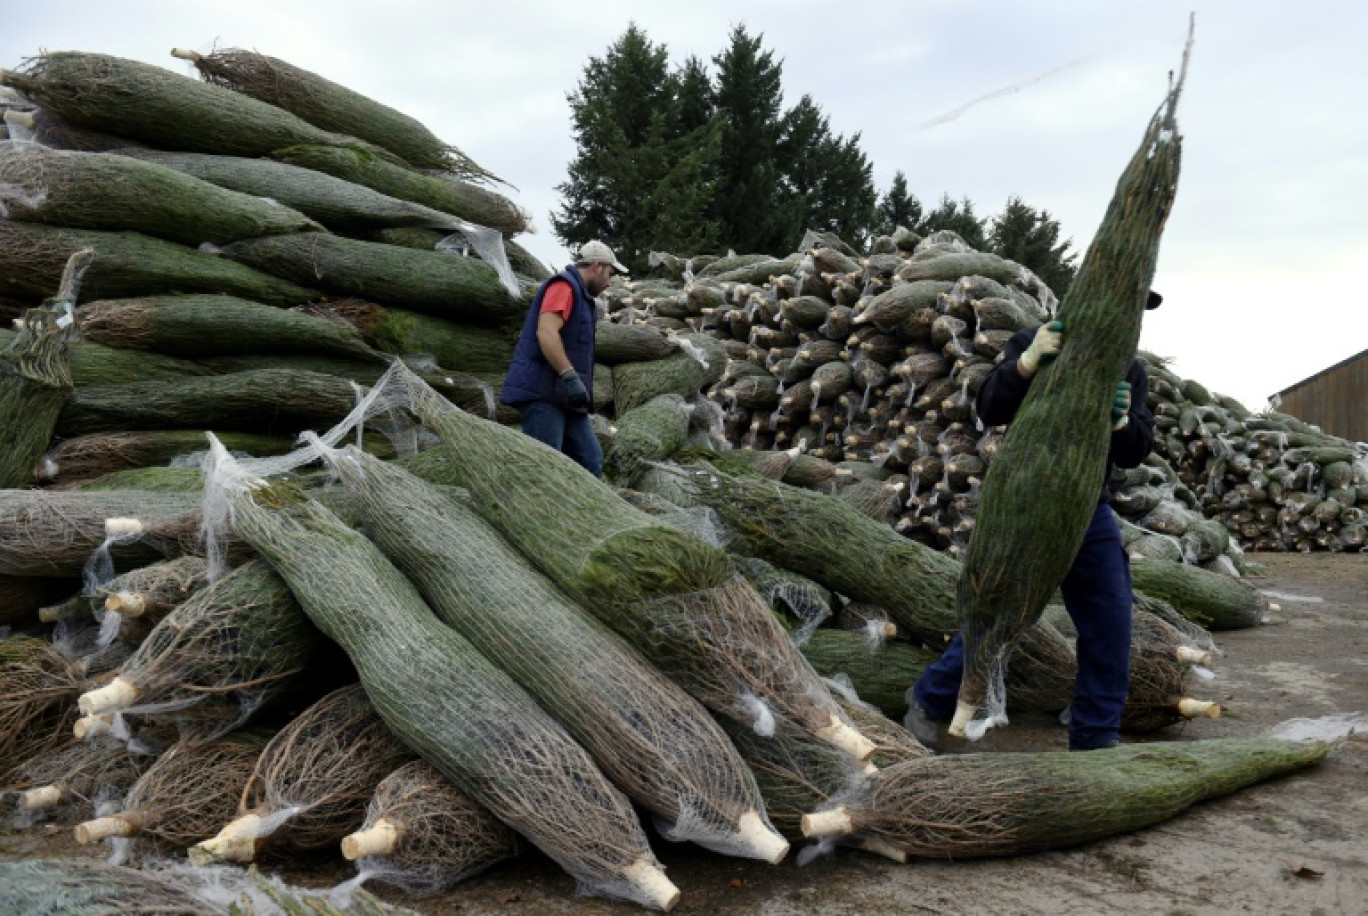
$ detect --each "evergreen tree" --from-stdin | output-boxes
[556,24,877,263]
[553,25,721,273]
[641,117,725,257]
[878,170,923,235]
[710,25,787,253]
[988,196,1077,297]
[674,55,715,133]
[919,194,989,250]
[805,133,879,244]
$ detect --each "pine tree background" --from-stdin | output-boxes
[555,23,1077,296]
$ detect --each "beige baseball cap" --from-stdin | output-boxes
[578,240,629,274]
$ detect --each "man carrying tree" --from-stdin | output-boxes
[905,291,1162,751]
[500,240,627,476]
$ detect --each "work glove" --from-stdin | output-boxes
[1018,320,1063,376]
[560,368,591,412]
[1112,381,1132,431]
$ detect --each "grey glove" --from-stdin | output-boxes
[1019,320,1064,376]
[560,368,590,412]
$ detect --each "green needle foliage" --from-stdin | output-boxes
[274,145,530,236]
[57,368,365,437]
[0,144,321,245]
[324,446,785,862]
[2,51,397,163]
[607,394,694,486]
[810,737,1331,859]
[116,149,471,234]
[37,430,300,487]
[228,490,673,909]
[181,47,500,184]
[1,307,75,487]
[0,223,319,306]
[1,327,215,386]
[955,44,1189,722]
[0,489,200,579]
[393,365,870,761]
[79,559,318,743]
[221,234,518,326]
[611,333,725,414]
[1129,556,1270,629]
[0,859,223,915]
[0,249,90,486]
[800,630,938,719]
[77,295,385,363]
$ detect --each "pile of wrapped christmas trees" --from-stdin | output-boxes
[0,44,1344,913]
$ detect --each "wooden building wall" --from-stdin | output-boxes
[1274,348,1368,443]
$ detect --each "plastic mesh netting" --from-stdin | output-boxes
[343,759,519,895]
[804,737,1332,858]
[0,858,225,915]
[319,444,785,862]
[193,685,412,862]
[0,636,84,782]
[75,733,265,852]
[220,486,678,910]
[76,559,316,743]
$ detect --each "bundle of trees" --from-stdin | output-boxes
[594,227,1366,557]
[1143,364,1368,552]
[0,47,543,494]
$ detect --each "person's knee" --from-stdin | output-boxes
[563,416,604,475]
[519,402,564,450]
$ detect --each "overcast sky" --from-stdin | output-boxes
[5,2,1366,413]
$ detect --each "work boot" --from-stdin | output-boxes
[903,704,942,749]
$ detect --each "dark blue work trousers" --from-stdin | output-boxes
[912,501,1133,750]
[518,400,604,477]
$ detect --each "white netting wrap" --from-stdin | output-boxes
[434,223,519,297]
[88,556,211,651]
[192,360,869,770]
[0,636,83,780]
[314,442,786,863]
[802,734,1332,860]
[0,489,201,579]
[193,685,413,861]
[74,559,316,744]
[963,647,1012,741]
[74,734,263,852]
[391,364,871,761]
[732,556,834,647]
[0,858,226,914]
[218,484,678,909]
[10,737,151,824]
[342,759,519,896]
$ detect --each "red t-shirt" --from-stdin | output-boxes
[539,280,574,321]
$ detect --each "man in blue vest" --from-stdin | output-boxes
[500,240,627,475]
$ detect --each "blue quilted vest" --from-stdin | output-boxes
[499,266,596,408]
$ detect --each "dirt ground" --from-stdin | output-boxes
[3,553,1365,915]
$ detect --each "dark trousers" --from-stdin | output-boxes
[518,400,604,477]
[912,501,1133,750]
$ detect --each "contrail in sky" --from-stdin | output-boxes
[915,53,1097,130]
